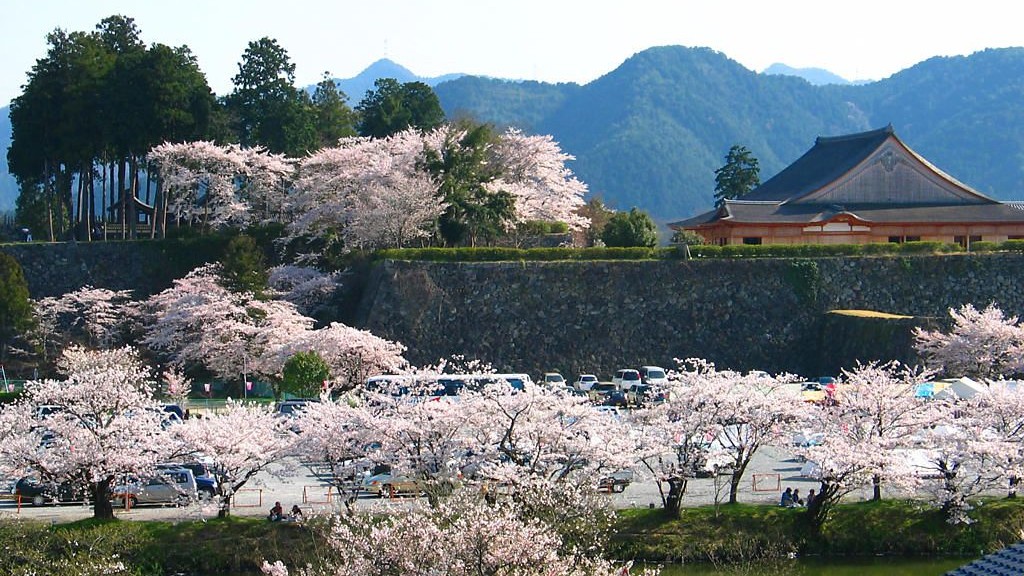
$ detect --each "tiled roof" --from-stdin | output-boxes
[947,541,1024,575]
[741,126,895,202]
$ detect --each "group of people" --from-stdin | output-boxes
[780,486,815,508]
[268,501,304,522]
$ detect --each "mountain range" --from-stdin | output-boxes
[4,46,1024,223]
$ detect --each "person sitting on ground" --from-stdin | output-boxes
[791,488,803,507]
[289,504,304,522]
[268,501,283,522]
[780,487,793,507]
[805,489,816,508]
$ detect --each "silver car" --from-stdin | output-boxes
[113,467,197,508]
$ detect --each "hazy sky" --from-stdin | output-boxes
[3,0,1021,105]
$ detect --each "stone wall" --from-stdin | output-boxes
[357,254,1024,378]
[6,241,1023,380]
[0,240,219,298]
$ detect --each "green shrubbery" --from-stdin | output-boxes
[374,241,975,262]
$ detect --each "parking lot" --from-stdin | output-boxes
[0,445,830,523]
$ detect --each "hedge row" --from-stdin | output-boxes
[373,241,990,262]
[374,247,672,262]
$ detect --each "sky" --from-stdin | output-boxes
[2,0,1022,105]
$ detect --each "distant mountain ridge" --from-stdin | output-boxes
[762,63,858,85]
[435,46,1024,221]
[317,57,465,102]
[5,48,1024,223]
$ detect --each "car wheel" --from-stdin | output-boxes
[126,495,138,509]
[199,488,215,501]
[613,483,626,493]
[32,494,45,506]
[382,484,393,498]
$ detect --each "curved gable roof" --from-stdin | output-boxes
[741,126,895,202]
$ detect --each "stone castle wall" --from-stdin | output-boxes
[6,241,1022,379]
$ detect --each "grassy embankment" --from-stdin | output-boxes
[5,499,1024,574]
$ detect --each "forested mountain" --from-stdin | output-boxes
[5,46,1024,222]
[435,46,1024,221]
[439,47,869,220]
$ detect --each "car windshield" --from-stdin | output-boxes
[624,372,640,380]
[646,369,666,379]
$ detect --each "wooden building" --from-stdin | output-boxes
[672,126,1024,247]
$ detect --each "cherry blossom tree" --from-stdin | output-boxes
[914,303,1024,379]
[141,264,314,388]
[148,141,249,230]
[260,491,652,576]
[467,379,637,490]
[913,399,1009,523]
[267,323,407,392]
[796,361,936,529]
[970,381,1024,496]
[489,127,589,230]
[289,130,445,255]
[267,264,340,316]
[161,368,192,408]
[237,145,295,225]
[836,361,937,500]
[32,286,137,357]
[172,399,295,517]
[661,360,806,504]
[0,346,175,519]
[143,264,406,396]
[628,374,731,516]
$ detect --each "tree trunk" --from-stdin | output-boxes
[872,474,882,501]
[665,477,687,517]
[118,159,127,239]
[91,478,115,520]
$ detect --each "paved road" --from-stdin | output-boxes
[0,444,835,523]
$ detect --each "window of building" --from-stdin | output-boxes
[905,236,921,242]
[742,237,762,245]
[888,236,902,243]
[970,235,982,243]
[954,235,966,248]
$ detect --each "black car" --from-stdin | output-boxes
[14,476,88,506]
[603,389,628,407]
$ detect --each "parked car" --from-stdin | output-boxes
[574,374,599,392]
[612,369,641,391]
[598,469,634,493]
[603,388,629,407]
[112,467,197,508]
[166,460,218,498]
[274,398,317,430]
[14,476,88,506]
[361,464,423,498]
[542,372,566,388]
[639,366,668,386]
[588,382,618,403]
[626,383,666,407]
